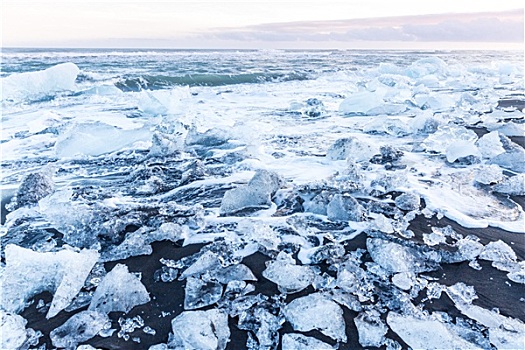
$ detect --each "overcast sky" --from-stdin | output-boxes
[2,1,524,49]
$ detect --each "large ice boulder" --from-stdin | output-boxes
[169,309,230,350]
[220,170,283,215]
[89,264,150,314]
[2,62,79,102]
[1,245,99,318]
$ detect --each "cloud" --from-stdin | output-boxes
[199,9,524,44]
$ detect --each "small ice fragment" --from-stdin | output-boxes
[423,230,446,246]
[445,140,480,163]
[238,306,282,348]
[455,237,484,261]
[220,170,282,215]
[185,126,231,147]
[262,252,315,293]
[479,240,517,263]
[354,311,388,348]
[12,170,54,209]
[422,125,478,154]
[180,251,221,279]
[493,174,525,196]
[1,245,99,319]
[326,137,376,162]
[282,333,334,350]
[214,264,257,284]
[284,293,346,342]
[387,312,481,350]
[392,272,416,291]
[50,311,109,349]
[327,194,364,222]
[89,264,150,314]
[447,282,478,304]
[184,277,223,310]
[0,310,28,349]
[474,165,504,185]
[169,309,230,350]
[476,131,506,158]
[394,192,420,211]
[507,261,525,284]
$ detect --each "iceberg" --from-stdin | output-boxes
[284,293,347,342]
[1,245,99,319]
[89,264,150,314]
[2,62,79,102]
[50,310,109,349]
[169,309,230,350]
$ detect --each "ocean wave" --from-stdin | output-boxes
[114,72,311,91]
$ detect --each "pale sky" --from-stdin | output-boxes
[2,1,524,49]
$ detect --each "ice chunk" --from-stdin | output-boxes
[339,91,386,115]
[489,327,525,350]
[282,333,334,350]
[366,238,439,274]
[180,251,221,279]
[490,148,525,173]
[410,111,442,134]
[354,311,388,348]
[363,118,411,137]
[422,125,478,154]
[392,272,416,290]
[2,62,79,102]
[455,237,484,261]
[169,309,230,350]
[55,122,151,158]
[89,264,150,314]
[476,131,506,158]
[214,264,257,284]
[12,169,54,209]
[185,126,232,147]
[387,312,481,350]
[0,311,28,349]
[507,261,525,284]
[149,132,184,157]
[50,310,109,349]
[326,137,376,162]
[327,194,364,222]
[446,140,481,163]
[184,277,223,310]
[284,293,346,342]
[493,174,525,196]
[1,245,99,318]
[474,165,504,185]
[394,192,420,211]
[479,240,517,263]
[220,170,283,215]
[262,252,315,293]
[238,306,282,348]
[289,98,326,118]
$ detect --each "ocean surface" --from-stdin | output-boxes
[1,48,524,349]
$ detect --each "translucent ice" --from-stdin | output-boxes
[366,238,439,274]
[238,306,283,349]
[2,62,79,102]
[12,169,54,209]
[220,170,283,215]
[184,277,223,310]
[89,264,150,314]
[493,174,525,196]
[339,91,384,115]
[50,310,109,349]
[354,311,388,348]
[387,312,481,350]
[476,131,506,159]
[326,137,376,162]
[214,264,257,284]
[282,333,335,350]
[1,244,99,319]
[169,309,230,350]
[180,251,221,279]
[284,293,346,342]
[0,311,28,350]
[394,192,420,211]
[422,125,478,154]
[185,126,232,147]
[262,252,315,293]
[446,140,481,163]
[474,165,504,185]
[327,194,364,222]
[479,240,517,263]
[55,122,151,158]
[490,148,525,173]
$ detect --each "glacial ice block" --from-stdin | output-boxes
[2,62,80,102]
[184,277,223,310]
[354,311,388,348]
[169,309,230,350]
[89,264,150,314]
[13,169,54,209]
[220,170,282,215]
[326,137,376,162]
[0,310,28,350]
[50,310,109,349]
[326,194,364,222]
[1,244,99,319]
[282,333,335,350]
[55,122,151,158]
[262,252,315,293]
[386,312,481,350]
[284,293,347,342]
